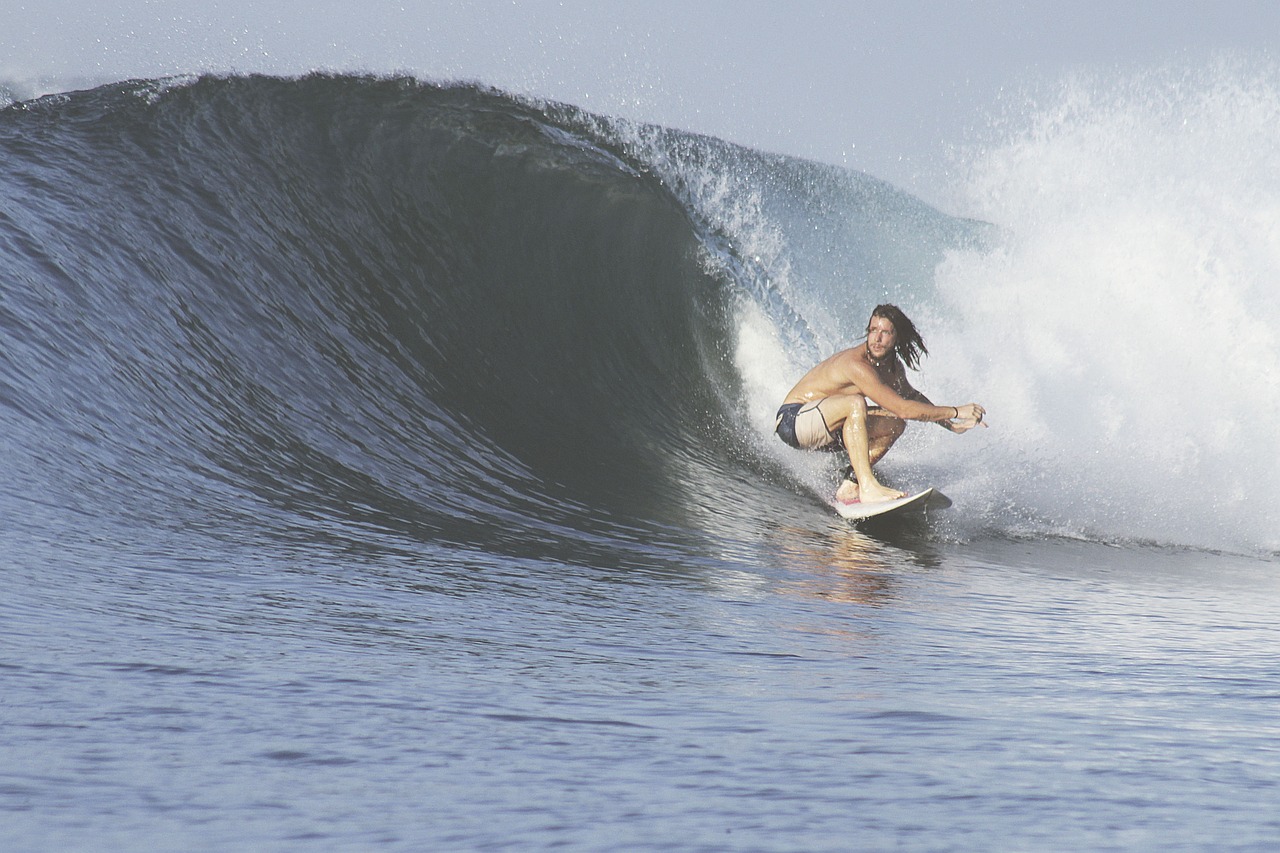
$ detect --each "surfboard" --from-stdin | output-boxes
[831,488,951,522]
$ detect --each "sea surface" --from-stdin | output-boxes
[2,72,1278,851]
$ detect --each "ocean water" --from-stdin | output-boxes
[2,71,1278,851]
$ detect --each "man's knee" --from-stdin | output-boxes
[837,395,869,435]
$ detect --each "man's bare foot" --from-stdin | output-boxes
[835,480,860,504]
[858,482,906,504]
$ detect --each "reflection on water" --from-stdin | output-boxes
[763,519,944,606]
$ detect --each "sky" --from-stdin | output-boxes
[4,1,1279,203]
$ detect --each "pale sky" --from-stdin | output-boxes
[4,1,1278,202]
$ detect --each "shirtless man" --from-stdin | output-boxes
[775,304,986,504]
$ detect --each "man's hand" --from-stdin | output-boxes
[950,402,987,434]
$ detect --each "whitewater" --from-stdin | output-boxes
[3,65,1279,852]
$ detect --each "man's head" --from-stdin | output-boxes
[868,304,928,370]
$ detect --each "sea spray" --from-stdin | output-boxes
[922,61,1280,552]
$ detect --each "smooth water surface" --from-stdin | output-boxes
[7,521,1279,851]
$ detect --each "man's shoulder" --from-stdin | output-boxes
[833,344,868,365]
[835,346,874,372]
[827,350,881,390]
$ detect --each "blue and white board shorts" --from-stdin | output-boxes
[775,400,844,452]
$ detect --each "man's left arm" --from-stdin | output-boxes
[898,378,956,432]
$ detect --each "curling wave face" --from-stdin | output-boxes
[3,75,842,567]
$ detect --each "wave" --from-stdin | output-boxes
[1,70,1272,558]
[0,76,733,558]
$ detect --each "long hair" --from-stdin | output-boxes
[870,304,928,370]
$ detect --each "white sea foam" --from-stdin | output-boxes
[599,62,1278,553]
[918,61,1280,552]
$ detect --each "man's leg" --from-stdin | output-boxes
[837,414,907,501]
[867,412,907,465]
[819,395,905,504]
[842,398,906,503]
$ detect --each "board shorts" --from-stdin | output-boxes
[775,400,845,452]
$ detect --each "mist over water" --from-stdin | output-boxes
[649,60,1280,556]
[920,62,1280,552]
[613,59,1280,557]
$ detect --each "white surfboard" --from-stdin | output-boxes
[831,488,951,522]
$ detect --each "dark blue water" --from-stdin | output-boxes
[3,74,1278,851]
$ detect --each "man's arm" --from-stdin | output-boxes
[900,386,957,431]
[901,381,987,433]
[843,358,954,423]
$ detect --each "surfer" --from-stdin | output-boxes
[775,304,986,504]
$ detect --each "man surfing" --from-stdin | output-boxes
[774,304,986,504]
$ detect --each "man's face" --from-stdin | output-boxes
[866,315,898,360]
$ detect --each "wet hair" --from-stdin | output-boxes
[869,304,928,370]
